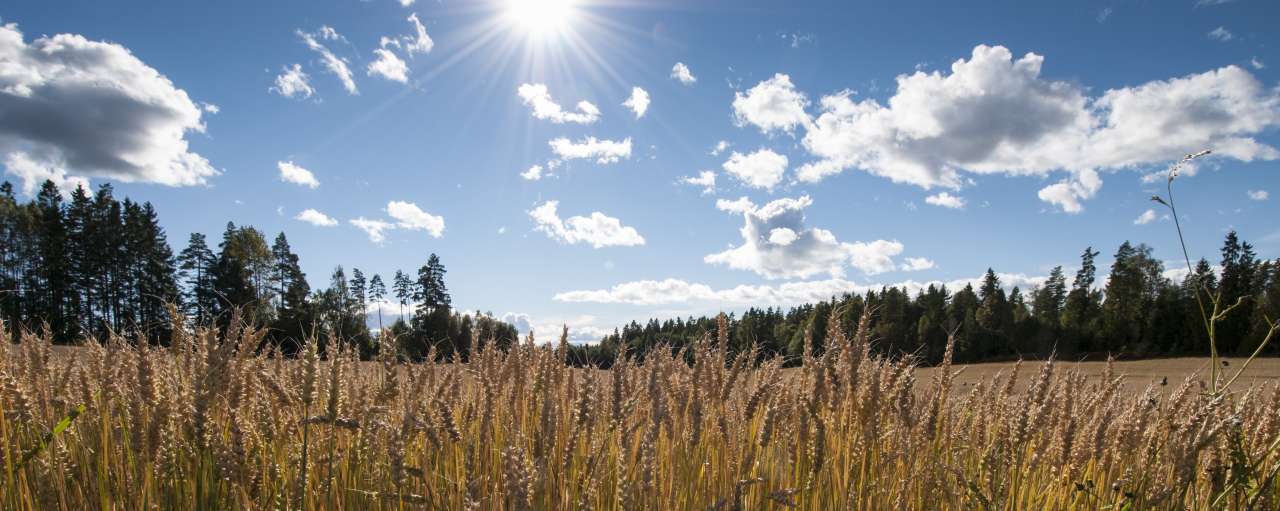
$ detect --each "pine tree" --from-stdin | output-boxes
[178,233,217,324]
[212,222,272,321]
[130,202,178,337]
[350,268,367,317]
[1031,266,1067,327]
[368,274,386,332]
[1219,230,1260,354]
[1062,247,1102,354]
[393,270,412,323]
[270,233,308,313]
[35,180,69,340]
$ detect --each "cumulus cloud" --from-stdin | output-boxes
[521,164,544,180]
[367,48,409,83]
[0,23,218,193]
[548,137,632,164]
[517,83,600,124]
[1133,209,1158,225]
[297,27,357,94]
[715,196,756,215]
[732,73,811,135]
[403,14,434,54]
[705,195,909,279]
[722,149,787,190]
[386,200,445,237]
[1037,168,1101,214]
[679,170,716,194]
[500,313,612,344]
[622,87,650,118]
[924,192,966,209]
[350,217,394,243]
[529,200,645,248]
[554,272,1047,306]
[295,208,338,227]
[277,161,320,188]
[272,64,315,99]
[671,62,696,85]
[768,227,798,246]
[901,257,936,271]
[1207,26,1233,42]
[3,152,88,197]
[710,140,731,156]
[789,44,1280,212]
[1248,189,1269,201]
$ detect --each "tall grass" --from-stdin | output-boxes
[0,305,1277,510]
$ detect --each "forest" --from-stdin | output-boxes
[3,178,1277,367]
[0,180,517,358]
[571,233,1280,368]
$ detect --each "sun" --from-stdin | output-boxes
[505,0,578,37]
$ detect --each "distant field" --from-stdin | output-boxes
[919,356,1280,394]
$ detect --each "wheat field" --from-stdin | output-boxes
[1,310,1278,510]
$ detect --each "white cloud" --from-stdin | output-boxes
[367,48,409,83]
[722,149,788,190]
[295,208,338,227]
[351,217,394,243]
[622,87,650,118]
[0,23,218,192]
[1196,0,1237,6]
[1140,161,1201,184]
[554,272,1047,306]
[1208,26,1234,42]
[732,73,811,135]
[790,45,1280,213]
[500,312,611,344]
[1096,7,1113,23]
[1133,209,1158,225]
[201,102,220,114]
[1251,57,1265,70]
[900,257,936,271]
[679,170,716,194]
[272,64,315,99]
[403,14,433,54]
[1248,189,1269,201]
[1037,168,1101,214]
[705,195,907,279]
[715,196,756,215]
[924,192,966,209]
[277,161,320,188]
[768,227,798,246]
[521,164,544,180]
[529,200,645,248]
[386,200,445,237]
[3,152,88,197]
[671,62,696,85]
[549,137,632,164]
[710,140,731,156]
[517,83,600,124]
[297,28,357,94]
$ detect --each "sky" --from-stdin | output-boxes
[1,0,1278,341]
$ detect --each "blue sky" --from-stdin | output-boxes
[2,0,1277,340]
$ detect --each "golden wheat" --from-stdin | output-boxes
[0,308,1277,510]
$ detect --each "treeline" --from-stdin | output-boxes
[0,180,518,358]
[571,232,1279,367]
